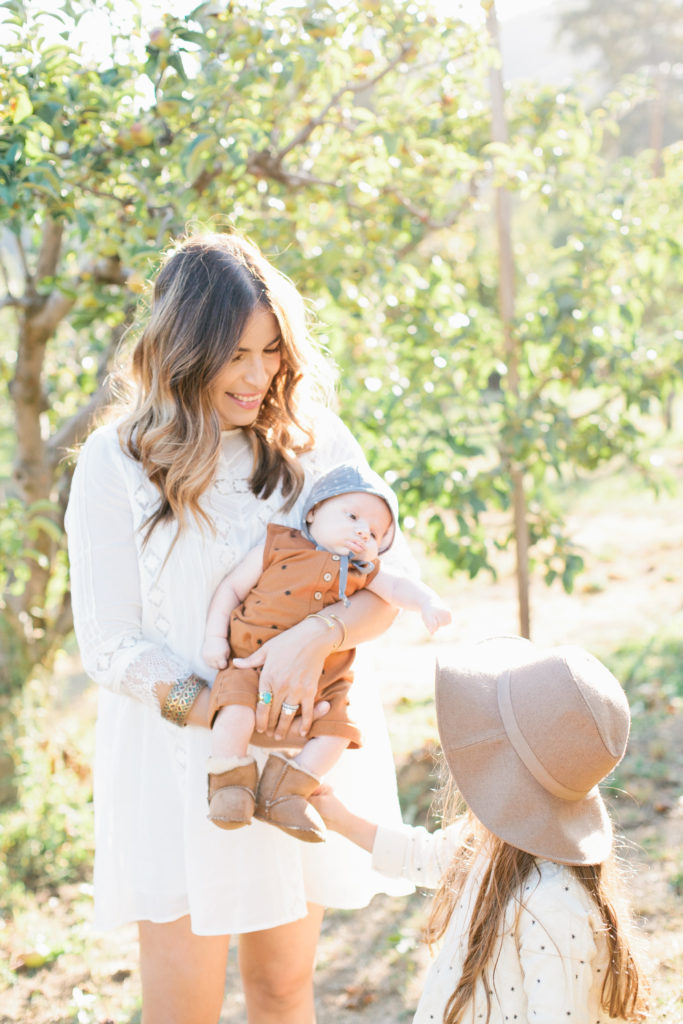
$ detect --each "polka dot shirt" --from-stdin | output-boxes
[372,823,627,1023]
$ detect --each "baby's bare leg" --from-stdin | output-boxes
[295,735,350,779]
[210,704,255,760]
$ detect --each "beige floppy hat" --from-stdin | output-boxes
[435,636,631,865]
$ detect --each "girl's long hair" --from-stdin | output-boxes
[425,776,649,1024]
[117,231,334,539]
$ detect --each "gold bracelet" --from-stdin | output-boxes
[161,673,207,727]
[306,612,344,651]
[327,613,347,650]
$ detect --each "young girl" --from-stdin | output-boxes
[311,635,649,1024]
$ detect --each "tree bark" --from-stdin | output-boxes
[486,2,531,638]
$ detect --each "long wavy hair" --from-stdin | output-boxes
[425,776,649,1024]
[117,231,334,538]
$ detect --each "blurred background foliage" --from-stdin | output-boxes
[1,0,682,770]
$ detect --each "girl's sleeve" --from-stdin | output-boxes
[372,820,467,888]
[65,428,192,711]
[518,869,598,1023]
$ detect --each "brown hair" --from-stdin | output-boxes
[117,231,333,538]
[425,778,648,1023]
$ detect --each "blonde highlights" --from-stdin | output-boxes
[117,232,333,537]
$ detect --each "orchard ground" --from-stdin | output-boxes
[2,445,682,1023]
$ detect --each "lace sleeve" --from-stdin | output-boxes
[65,427,191,711]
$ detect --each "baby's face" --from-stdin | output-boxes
[306,491,392,562]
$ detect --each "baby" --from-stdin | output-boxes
[203,463,451,842]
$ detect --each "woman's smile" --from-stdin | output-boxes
[210,307,282,429]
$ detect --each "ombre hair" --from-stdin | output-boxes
[117,231,334,538]
[425,773,649,1024]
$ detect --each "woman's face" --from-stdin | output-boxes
[209,307,282,430]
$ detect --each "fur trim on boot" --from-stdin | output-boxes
[254,753,327,843]
[207,756,258,830]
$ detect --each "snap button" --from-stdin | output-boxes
[323,572,332,581]
[332,554,340,561]
[314,591,322,600]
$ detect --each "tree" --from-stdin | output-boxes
[557,0,683,170]
[1,0,681,724]
[0,0,488,704]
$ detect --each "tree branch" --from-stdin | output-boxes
[47,379,115,468]
[47,307,134,468]
[35,217,64,283]
[15,233,32,288]
[247,42,415,189]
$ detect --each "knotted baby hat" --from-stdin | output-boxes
[302,463,399,604]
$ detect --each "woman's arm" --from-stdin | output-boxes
[234,589,397,739]
[66,426,198,714]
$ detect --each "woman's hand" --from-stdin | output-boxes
[232,616,334,740]
[156,677,330,735]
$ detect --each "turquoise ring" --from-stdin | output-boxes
[258,690,272,705]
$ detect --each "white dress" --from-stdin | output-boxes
[373,822,628,1024]
[65,407,412,935]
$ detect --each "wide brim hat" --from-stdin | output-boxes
[435,636,631,865]
[303,463,399,553]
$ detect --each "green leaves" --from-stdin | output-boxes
[0,499,64,603]
[2,0,682,660]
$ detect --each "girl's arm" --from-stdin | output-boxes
[202,543,265,668]
[309,784,378,851]
[310,785,465,888]
[366,570,452,634]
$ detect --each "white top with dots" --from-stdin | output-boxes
[372,822,627,1024]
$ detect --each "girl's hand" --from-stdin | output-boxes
[309,783,377,851]
[308,784,352,833]
[232,616,334,740]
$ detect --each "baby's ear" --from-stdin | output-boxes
[305,509,315,524]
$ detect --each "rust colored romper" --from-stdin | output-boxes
[208,524,380,748]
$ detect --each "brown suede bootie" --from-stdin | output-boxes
[254,753,327,843]
[207,757,258,830]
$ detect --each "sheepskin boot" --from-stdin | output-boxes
[207,756,258,830]
[254,752,326,843]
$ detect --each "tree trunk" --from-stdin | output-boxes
[648,66,664,178]
[486,2,531,638]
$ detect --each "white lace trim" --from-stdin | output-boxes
[118,647,191,711]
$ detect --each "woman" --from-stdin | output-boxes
[66,231,412,1023]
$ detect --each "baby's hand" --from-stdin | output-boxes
[202,636,231,670]
[309,784,352,833]
[421,601,452,635]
